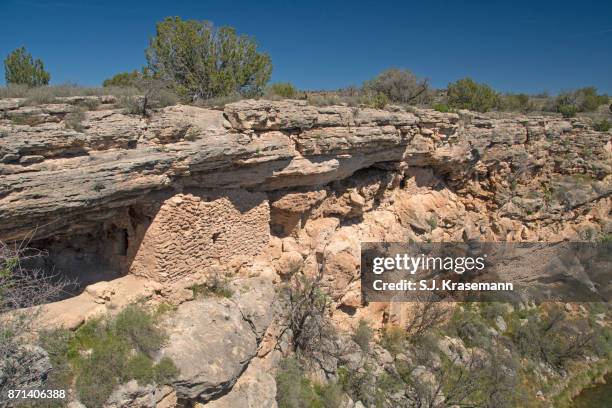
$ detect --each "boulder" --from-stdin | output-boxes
[161,277,274,402]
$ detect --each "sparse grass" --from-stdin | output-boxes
[8,114,46,126]
[92,181,105,192]
[558,104,578,118]
[64,108,86,132]
[155,302,177,315]
[275,357,344,408]
[0,84,140,101]
[368,92,389,109]
[352,319,373,353]
[38,304,178,408]
[189,275,233,298]
[433,103,453,113]
[116,95,144,115]
[196,93,244,108]
[380,325,406,355]
[426,214,438,229]
[593,119,610,132]
[76,98,100,111]
[266,82,298,98]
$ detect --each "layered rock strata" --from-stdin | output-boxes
[2,98,609,290]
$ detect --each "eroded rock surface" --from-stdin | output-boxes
[160,277,274,402]
[1,98,611,406]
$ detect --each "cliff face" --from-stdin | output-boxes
[2,97,611,406]
[0,98,610,292]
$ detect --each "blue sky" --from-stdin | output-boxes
[1,0,611,93]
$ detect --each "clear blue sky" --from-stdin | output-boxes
[1,0,611,93]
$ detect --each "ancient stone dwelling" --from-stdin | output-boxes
[0,97,610,406]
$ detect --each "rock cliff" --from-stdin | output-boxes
[2,98,609,288]
[1,97,610,406]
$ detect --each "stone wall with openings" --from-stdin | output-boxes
[129,190,270,283]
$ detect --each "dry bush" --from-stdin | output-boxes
[116,78,178,116]
[279,273,337,364]
[64,108,86,132]
[404,294,450,338]
[0,240,73,406]
[363,68,431,105]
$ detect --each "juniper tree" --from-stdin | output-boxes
[4,47,50,87]
[145,17,272,101]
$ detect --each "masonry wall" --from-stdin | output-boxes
[129,190,270,283]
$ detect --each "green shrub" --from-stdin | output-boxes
[509,306,598,369]
[555,87,608,112]
[380,325,406,355]
[479,302,510,323]
[3,47,50,87]
[112,304,167,355]
[123,354,177,385]
[363,68,430,104]
[39,305,178,408]
[499,93,534,112]
[446,307,491,348]
[153,356,180,383]
[267,82,297,98]
[189,275,233,298]
[558,104,578,118]
[337,364,375,406]
[117,95,144,115]
[275,358,342,408]
[352,319,373,352]
[146,17,272,101]
[152,88,179,108]
[77,98,100,111]
[593,119,610,132]
[368,92,389,109]
[103,70,142,88]
[447,77,499,112]
[433,103,453,113]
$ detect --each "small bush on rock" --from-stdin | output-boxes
[276,358,343,408]
[593,119,610,132]
[267,82,297,98]
[363,68,430,104]
[558,104,578,118]
[103,70,142,88]
[39,305,178,408]
[447,77,499,112]
[433,103,453,113]
[499,93,535,112]
[64,109,86,132]
[189,274,233,298]
[352,319,373,352]
[380,326,406,355]
[368,92,389,109]
[555,87,608,113]
[280,274,336,360]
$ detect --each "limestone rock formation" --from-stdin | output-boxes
[160,277,274,403]
[1,96,610,407]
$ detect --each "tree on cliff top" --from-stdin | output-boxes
[363,68,431,104]
[145,17,272,101]
[102,70,142,88]
[447,77,499,112]
[4,47,50,87]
